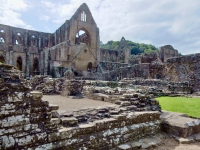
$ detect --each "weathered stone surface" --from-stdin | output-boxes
[31,91,43,100]
[161,111,200,138]
[61,117,78,126]
[117,144,132,150]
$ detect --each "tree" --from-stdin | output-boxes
[100,40,158,55]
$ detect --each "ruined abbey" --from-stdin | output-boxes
[0,3,200,150]
[0,3,200,93]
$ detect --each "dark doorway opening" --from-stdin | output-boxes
[16,57,22,71]
[0,55,5,63]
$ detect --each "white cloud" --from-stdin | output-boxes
[1,0,200,54]
[0,0,33,29]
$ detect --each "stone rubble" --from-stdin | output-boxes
[30,76,64,95]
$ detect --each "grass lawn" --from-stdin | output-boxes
[156,96,200,118]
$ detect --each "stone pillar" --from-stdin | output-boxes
[25,49,30,78]
[47,50,51,75]
[9,46,13,65]
[24,31,28,47]
[39,36,41,49]
[3,50,6,64]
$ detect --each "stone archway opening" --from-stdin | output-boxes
[16,56,22,71]
[33,57,39,75]
[87,62,92,72]
[0,55,5,63]
[75,30,91,46]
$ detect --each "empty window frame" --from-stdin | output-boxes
[81,11,86,22]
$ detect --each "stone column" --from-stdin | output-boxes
[3,50,6,64]
[38,36,41,49]
[25,48,30,78]
[9,46,13,65]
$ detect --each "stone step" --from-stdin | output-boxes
[116,133,167,150]
[161,110,200,138]
[174,132,200,144]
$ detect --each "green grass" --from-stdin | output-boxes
[156,96,200,118]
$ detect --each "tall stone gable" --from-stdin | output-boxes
[40,3,100,76]
[117,37,131,63]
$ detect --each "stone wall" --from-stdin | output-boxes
[104,63,152,81]
[165,53,200,92]
[100,61,128,72]
[159,45,178,62]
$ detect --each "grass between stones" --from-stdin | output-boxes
[156,96,200,118]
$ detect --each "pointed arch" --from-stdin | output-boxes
[16,56,23,71]
[75,29,91,46]
[104,51,109,61]
[0,37,5,43]
[111,52,117,62]
[87,62,92,71]
[33,57,39,75]
[0,55,5,63]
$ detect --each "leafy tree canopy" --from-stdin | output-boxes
[100,40,158,55]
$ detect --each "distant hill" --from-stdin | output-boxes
[100,40,158,55]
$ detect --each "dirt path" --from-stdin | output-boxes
[42,95,117,111]
[150,137,200,150]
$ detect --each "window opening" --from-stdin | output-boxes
[81,11,86,22]
[0,37,5,43]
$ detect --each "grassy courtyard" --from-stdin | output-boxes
[156,96,200,118]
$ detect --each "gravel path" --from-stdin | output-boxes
[42,95,117,111]
[149,137,200,150]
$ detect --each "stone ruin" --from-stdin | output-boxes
[1,63,200,149]
[29,76,64,95]
[0,2,199,149]
[61,79,85,98]
[83,80,161,112]
[0,64,163,149]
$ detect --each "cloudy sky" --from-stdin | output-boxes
[0,0,200,54]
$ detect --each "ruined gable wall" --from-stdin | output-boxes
[67,4,100,70]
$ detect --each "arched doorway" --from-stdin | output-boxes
[87,62,92,72]
[33,57,39,75]
[0,55,5,63]
[16,56,22,71]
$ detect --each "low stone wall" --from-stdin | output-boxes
[32,112,160,150]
